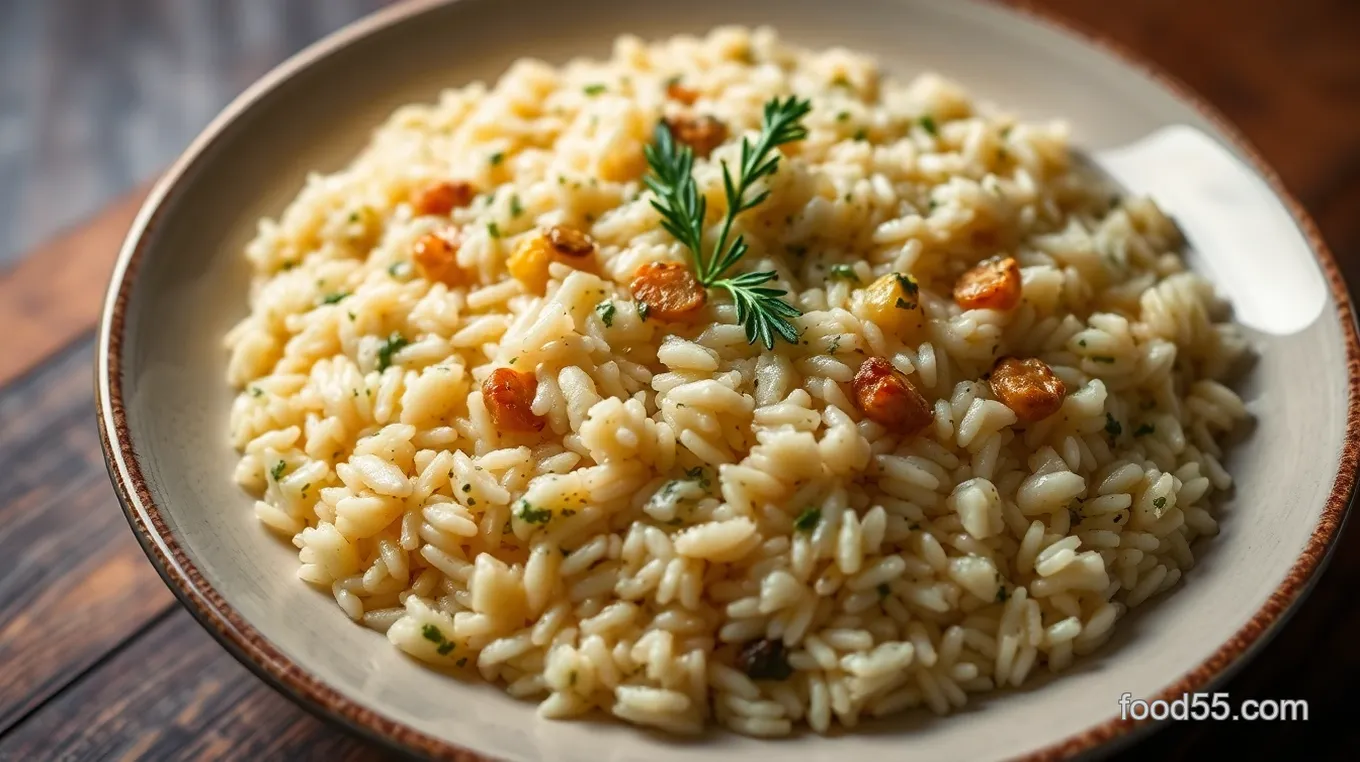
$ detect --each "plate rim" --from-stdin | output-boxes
[94,1,1360,759]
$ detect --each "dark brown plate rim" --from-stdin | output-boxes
[95,1,1360,760]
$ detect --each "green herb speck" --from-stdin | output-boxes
[1134,423,1155,437]
[516,500,552,525]
[509,194,523,218]
[1105,413,1122,438]
[793,507,822,532]
[487,222,501,239]
[919,115,939,136]
[489,152,505,166]
[270,460,287,481]
[827,264,861,283]
[583,83,607,96]
[249,386,264,398]
[596,300,616,327]
[376,332,410,372]
[320,291,350,305]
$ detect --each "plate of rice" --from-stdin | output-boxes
[97,0,1359,760]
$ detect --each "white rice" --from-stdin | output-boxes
[225,27,1250,736]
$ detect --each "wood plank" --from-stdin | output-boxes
[0,607,392,762]
[0,186,149,388]
[0,339,175,733]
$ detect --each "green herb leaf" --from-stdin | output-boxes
[1152,496,1167,511]
[516,500,552,525]
[596,300,616,327]
[827,264,861,284]
[249,386,264,398]
[877,583,891,599]
[583,83,607,96]
[270,460,287,481]
[376,332,410,372]
[509,194,523,218]
[1105,413,1122,438]
[487,222,501,239]
[320,291,350,305]
[919,114,939,136]
[684,466,711,490]
[421,624,443,643]
[643,96,811,348]
[436,642,455,656]
[793,507,821,532]
[1134,423,1155,437]
[489,151,504,166]
[635,300,650,322]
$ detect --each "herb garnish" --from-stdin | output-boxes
[1104,413,1122,438]
[516,500,552,525]
[421,623,456,655]
[827,264,861,284]
[643,96,811,349]
[320,291,350,305]
[1134,423,1155,437]
[583,83,607,96]
[595,300,616,327]
[793,507,821,532]
[684,466,711,490]
[270,460,287,481]
[919,114,939,136]
[375,332,410,372]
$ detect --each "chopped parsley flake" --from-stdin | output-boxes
[1134,423,1156,437]
[894,273,920,297]
[516,500,552,525]
[1152,496,1167,511]
[793,507,822,532]
[270,460,287,481]
[583,83,607,96]
[509,194,523,217]
[636,300,650,322]
[827,264,861,283]
[684,466,711,490]
[489,152,504,166]
[388,261,410,278]
[375,332,410,372]
[837,111,851,122]
[1105,413,1122,438]
[1091,356,1116,364]
[249,386,264,398]
[596,300,616,327]
[487,221,501,238]
[877,583,891,599]
[456,657,468,667]
[852,128,868,141]
[320,291,350,305]
[919,115,939,136]
[895,298,918,310]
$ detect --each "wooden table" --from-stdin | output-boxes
[1,1,1357,759]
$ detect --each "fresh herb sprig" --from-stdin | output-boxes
[644,96,811,348]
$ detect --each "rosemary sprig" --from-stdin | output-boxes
[643,95,812,348]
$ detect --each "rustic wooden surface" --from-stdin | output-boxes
[0,0,1356,759]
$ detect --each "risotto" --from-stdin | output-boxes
[225,27,1250,736]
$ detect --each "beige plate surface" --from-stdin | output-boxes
[97,0,1359,760]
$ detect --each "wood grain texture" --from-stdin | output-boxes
[0,0,1354,760]
[0,339,174,734]
[0,607,393,762]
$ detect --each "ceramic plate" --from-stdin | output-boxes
[96,0,1359,759]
